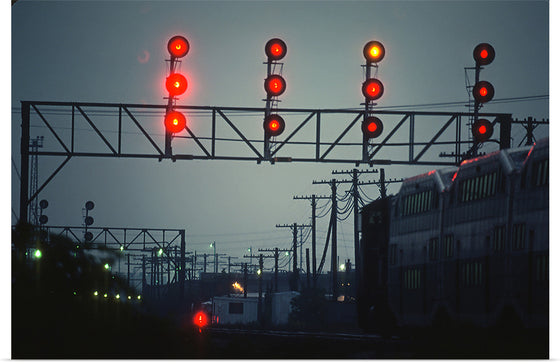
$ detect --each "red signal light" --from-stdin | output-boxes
[265,38,287,61]
[472,119,493,142]
[363,41,385,63]
[472,80,494,103]
[473,43,495,66]
[193,310,209,328]
[361,116,383,138]
[362,78,384,100]
[166,73,188,96]
[164,111,186,133]
[167,35,190,58]
[264,75,286,97]
[263,114,286,137]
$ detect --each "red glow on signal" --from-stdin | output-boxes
[265,75,286,96]
[362,116,383,138]
[478,125,487,134]
[479,87,488,97]
[480,49,488,59]
[265,38,287,61]
[264,114,285,136]
[166,73,188,96]
[168,36,190,58]
[269,120,280,131]
[193,310,208,328]
[164,111,186,133]
[362,78,384,100]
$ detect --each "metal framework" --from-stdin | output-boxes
[41,225,187,294]
[19,100,548,224]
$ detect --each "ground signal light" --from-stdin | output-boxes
[168,35,190,58]
[473,43,495,66]
[472,80,494,103]
[164,111,187,133]
[166,73,188,96]
[263,114,285,137]
[264,74,286,97]
[472,119,493,142]
[265,38,287,61]
[362,78,384,100]
[362,116,383,138]
[193,310,209,330]
[363,41,385,63]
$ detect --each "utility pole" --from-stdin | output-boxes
[313,178,340,299]
[258,247,291,292]
[294,194,329,284]
[276,223,311,291]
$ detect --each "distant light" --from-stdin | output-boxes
[104,263,110,270]
[257,269,262,275]
[127,296,131,300]
[94,291,98,296]
[34,249,42,259]
[339,264,346,271]
[73,291,77,296]
[120,246,124,252]
[210,242,214,248]
[137,295,142,300]
[285,251,290,256]
[103,293,108,298]
[158,248,163,257]
[116,294,120,300]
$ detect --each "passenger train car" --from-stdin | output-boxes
[358,138,549,331]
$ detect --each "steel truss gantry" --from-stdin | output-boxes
[20,100,537,224]
[41,225,187,295]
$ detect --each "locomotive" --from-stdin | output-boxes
[358,138,549,331]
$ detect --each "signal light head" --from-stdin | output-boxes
[166,73,188,96]
[264,75,286,97]
[362,78,384,100]
[164,111,187,133]
[472,119,493,142]
[193,310,208,328]
[362,116,383,138]
[168,35,190,58]
[473,43,495,66]
[363,41,385,63]
[265,38,287,61]
[472,80,495,103]
[263,114,285,137]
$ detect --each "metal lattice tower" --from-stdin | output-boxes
[28,136,43,225]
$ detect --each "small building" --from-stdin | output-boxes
[212,294,259,325]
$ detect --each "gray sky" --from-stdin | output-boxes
[10,0,549,273]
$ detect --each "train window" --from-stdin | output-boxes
[405,268,421,289]
[389,244,397,265]
[460,171,500,203]
[463,261,483,287]
[401,190,436,216]
[444,235,454,258]
[429,238,439,260]
[493,225,506,251]
[512,223,526,250]
[532,159,549,187]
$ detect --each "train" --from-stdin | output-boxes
[358,138,549,332]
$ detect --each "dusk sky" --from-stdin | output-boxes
[9,1,550,276]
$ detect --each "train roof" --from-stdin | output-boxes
[397,139,547,196]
